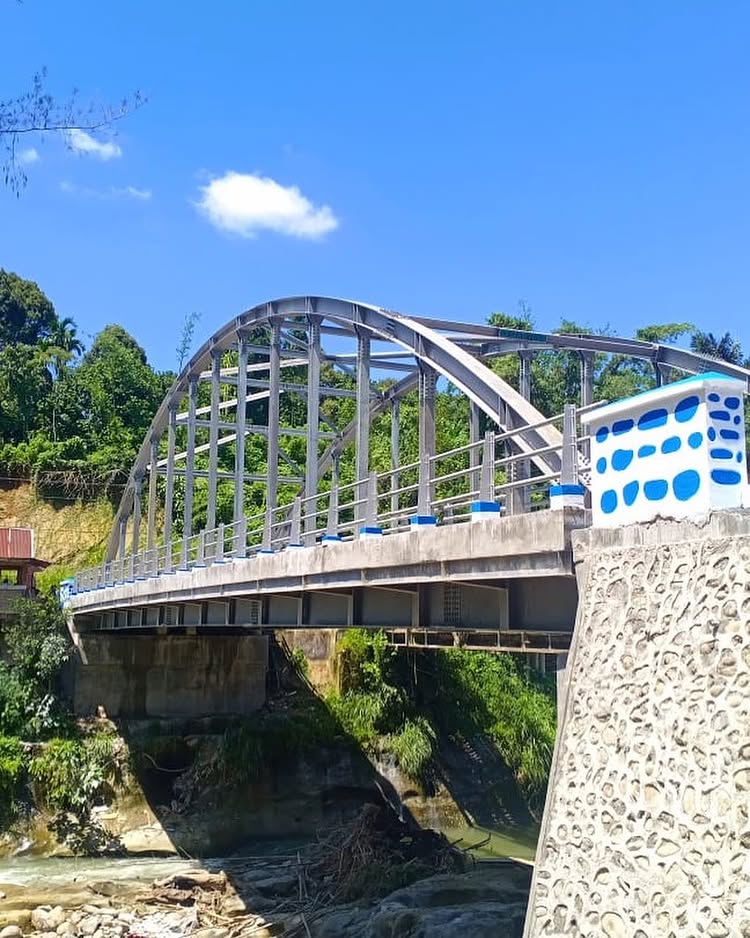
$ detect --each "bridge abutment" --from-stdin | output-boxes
[73,632,268,719]
[525,510,750,937]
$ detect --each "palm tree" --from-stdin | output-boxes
[43,316,84,441]
[690,330,746,367]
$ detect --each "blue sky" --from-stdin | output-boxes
[2,1,749,371]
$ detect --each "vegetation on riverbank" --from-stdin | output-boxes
[325,630,556,812]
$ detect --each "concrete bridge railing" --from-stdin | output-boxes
[71,401,599,595]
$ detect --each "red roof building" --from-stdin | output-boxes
[0,527,49,618]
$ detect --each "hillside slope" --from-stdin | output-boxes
[0,483,114,575]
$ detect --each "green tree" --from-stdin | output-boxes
[55,324,169,469]
[690,330,746,366]
[0,269,58,346]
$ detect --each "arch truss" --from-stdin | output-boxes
[101,296,750,568]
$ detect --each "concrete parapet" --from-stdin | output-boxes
[73,633,268,718]
[525,509,750,936]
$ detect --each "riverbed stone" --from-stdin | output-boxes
[0,926,22,938]
[79,914,101,935]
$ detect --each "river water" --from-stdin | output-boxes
[0,821,537,886]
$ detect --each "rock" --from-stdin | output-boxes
[0,926,22,938]
[57,923,75,935]
[193,929,230,938]
[79,914,101,935]
[313,867,532,938]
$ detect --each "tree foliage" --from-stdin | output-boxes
[0,270,171,492]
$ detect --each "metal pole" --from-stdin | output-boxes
[131,475,142,555]
[118,519,127,560]
[469,401,481,496]
[234,336,248,524]
[263,320,281,549]
[519,351,532,401]
[479,431,495,502]
[146,436,159,552]
[304,315,321,544]
[163,404,177,553]
[355,328,371,517]
[390,399,400,516]
[418,363,436,510]
[580,351,594,408]
[325,454,340,539]
[183,376,198,542]
[207,348,221,532]
[561,403,579,486]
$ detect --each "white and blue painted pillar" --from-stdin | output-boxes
[581,372,747,526]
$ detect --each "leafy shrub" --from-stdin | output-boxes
[29,733,120,815]
[0,736,25,824]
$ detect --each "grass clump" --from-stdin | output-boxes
[326,630,436,780]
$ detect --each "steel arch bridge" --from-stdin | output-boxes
[96,296,750,572]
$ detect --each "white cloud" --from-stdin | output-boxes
[196,171,338,239]
[122,186,151,201]
[59,180,151,201]
[18,147,40,165]
[67,129,122,161]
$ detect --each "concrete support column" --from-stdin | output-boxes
[163,405,177,568]
[390,399,400,517]
[579,351,594,408]
[234,336,249,525]
[182,376,198,547]
[206,348,222,532]
[355,328,371,514]
[263,320,281,550]
[304,315,322,543]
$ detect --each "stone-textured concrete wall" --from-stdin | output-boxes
[525,511,750,937]
[74,633,267,718]
[278,628,338,690]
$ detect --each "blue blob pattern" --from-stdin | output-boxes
[708,427,717,441]
[710,410,731,422]
[708,393,721,402]
[596,425,609,443]
[612,448,634,471]
[673,470,700,502]
[735,416,742,425]
[739,453,744,463]
[688,432,703,449]
[644,479,669,501]
[726,396,740,410]
[613,419,634,435]
[601,489,618,514]
[720,429,740,441]
[638,408,668,431]
[712,469,742,486]
[711,448,733,460]
[675,396,700,422]
[638,444,656,458]
[596,457,607,474]
[623,481,639,506]
[662,436,681,454]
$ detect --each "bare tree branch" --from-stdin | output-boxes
[1,69,146,193]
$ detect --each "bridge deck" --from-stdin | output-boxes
[69,508,588,618]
